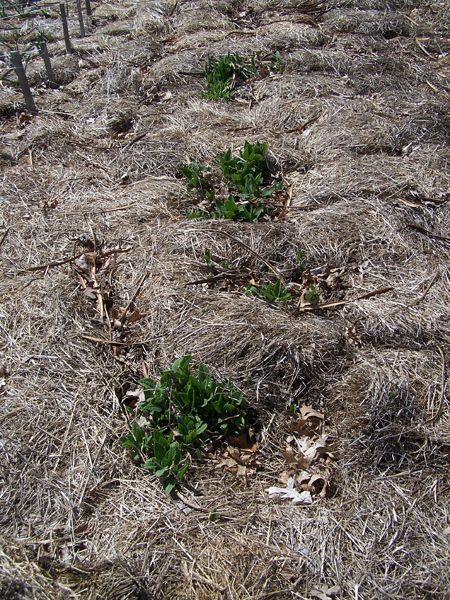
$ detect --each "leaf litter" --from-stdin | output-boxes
[267,404,333,504]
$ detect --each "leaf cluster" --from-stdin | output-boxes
[303,285,320,304]
[204,53,257,100]
[182,141,283,222]
[245,279,292,304]
[204,51,285,100]
[180,162,213,197]
[270,50,285,74]
[120,355,248,494]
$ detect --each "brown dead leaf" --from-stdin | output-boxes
[83,286,98,301]
[300,405,324,422]
[308,473,329,498]
[17,112,31,127]
[296,470,312,487]
[279,470,293,485]
[303,434,332,463]
[123,387,145,408]
[282,445,297,464]
[228,429,253,449]
[127,308,142,324]
[216,457,237,470]
[216,445,258,481]
[290,404,324,436]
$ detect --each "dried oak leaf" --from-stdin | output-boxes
[216,445,258,479]
[83,286,99,301]
[127,308,143,324]
[307,473,330,498]
[123,387,146,408]
[283,441,311,469]
[228,429,254,449]
[290,405,324,437]
[310,584,341,599]
[287,434,332,466]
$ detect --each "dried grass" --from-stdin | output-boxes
[1,0,449,598]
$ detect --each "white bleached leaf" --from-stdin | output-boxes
[266,477,313,505]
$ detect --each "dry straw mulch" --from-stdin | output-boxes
[1,0,449,599]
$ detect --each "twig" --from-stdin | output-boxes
[264,15,319,28]
[186,271,242,286]
[407,272,440,307]
[167,0,179,17]
[80,334,159,346]
[282,112,321,135]
[200,228,285,281]
[415,39,435,60]
[18,247,132,274]
[119,272,150,325]
[123,131,148,150]
[0,227,11,250]
[18,251,84,273]
[424,347,447,425]
[63,202,137,215]
[298,286,393,312]
[174,491,210,513]
[407,223,450,245]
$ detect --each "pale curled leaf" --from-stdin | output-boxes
[266,478,312,505]
[300,404,324,421]
[311,584,341,599]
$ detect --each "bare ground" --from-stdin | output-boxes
[0,1,449,599]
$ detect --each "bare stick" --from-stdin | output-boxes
[85,0,92,16]
[37,41,55,84]
[18,247,132,274]
[80,334,161,347]
[59,3,72,54]
[201,227,285,281]
[298,286,393,312]
[0,228,11,250]
[75,0,85,37]
[119,272,150,325]
[10,51,36,113]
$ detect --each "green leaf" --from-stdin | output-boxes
[164,482,176,495]
[121,354,249,493]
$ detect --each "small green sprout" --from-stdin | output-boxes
[245,279,292,304]
[304,285,320,304]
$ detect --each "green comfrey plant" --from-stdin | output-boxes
[120,355,248,494]
[304,285,320,304]
[245,279,292,304]
[185,142,284,222]
[211,197,265,222]
[180,162,213,198]
[203,248,230,273]
[204,53,257,100]
[219,141,275,197]
[270,51,285,74]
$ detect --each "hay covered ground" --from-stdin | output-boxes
[0,0,449,598]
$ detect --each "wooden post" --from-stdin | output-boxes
[59,3,72,54]
[85,0,92,17]
[75,0,85,37]
[10,50,37,113]
[38,41,55,84]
